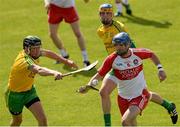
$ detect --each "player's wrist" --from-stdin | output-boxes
[157,64,164,71]
[65,59,72,66]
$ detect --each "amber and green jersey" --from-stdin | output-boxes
[8,51,39,92]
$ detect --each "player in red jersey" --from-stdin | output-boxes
[114,0,132,17]
[78,32,178,126]
[44,0,90,66]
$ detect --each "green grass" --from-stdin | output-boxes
[0,0,180,126]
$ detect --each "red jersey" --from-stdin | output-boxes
[98,48,153,99]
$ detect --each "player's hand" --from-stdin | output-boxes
[54,72,63,80]
[44,3,50,13]
[77,85,91,94]
[45,3,50,10]
[67,60,78,70]
[158,70,167,82]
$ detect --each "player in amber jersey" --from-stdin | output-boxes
[97,3,136,55]
[78,32,178,126]
[5,35,78,126]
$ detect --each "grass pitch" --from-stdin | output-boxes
[0,0,180,126]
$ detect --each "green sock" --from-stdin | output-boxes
[161,99,173,111]
[104,114,111,126]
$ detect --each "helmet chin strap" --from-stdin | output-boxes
[25,46,40,60]
[24,46,30,54]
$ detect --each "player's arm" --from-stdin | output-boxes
[41,49,78,69]
[121,25,128,32]
[28,64,62,80]
[116,21,128,32]
[44,0,51,10]
[78,55,114,93]
[135,48,167,82]
[150,52,167,82]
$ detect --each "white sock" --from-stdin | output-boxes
[116,3,123,13]
[122,0,128,5]
[81,50,89,61]
[59,49,68,57]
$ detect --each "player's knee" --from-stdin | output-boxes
[12,117,22,126]
[99,89,110,98]
[122,115,134,126]
[121,118,131,126]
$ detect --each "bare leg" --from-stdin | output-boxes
[49,23,66,50]
[70,21,86,51]
[10,114,22,126]
[150,91,163,104]
[122,0,128,5]
[70,21,90,64]
[100,78,117,114]
[28,101,47,126]
[115,0,123,16]
[150,91,178,124]
[121,105,140,126]
[99,78,116,126]
[115,0,122,4]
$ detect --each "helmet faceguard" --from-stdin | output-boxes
[112,32,131,56]
[23,35,41,49]
[99,4,113,14]
[23,35,42,59]
[99,3,113,25]
[112,32,131,46]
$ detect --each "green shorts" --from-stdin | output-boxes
[5,86,40,115]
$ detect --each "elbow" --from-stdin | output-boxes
[151,52,158,60]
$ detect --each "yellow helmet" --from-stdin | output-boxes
[99,3,113,13]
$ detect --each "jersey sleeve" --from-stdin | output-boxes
[113,20,127,32]
[133,48,153,59]
[117,21,126,31]
[98,53,117,77]
[23,54,39,70]
[12,54,34,73]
